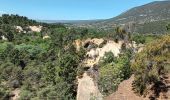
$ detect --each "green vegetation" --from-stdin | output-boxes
[0,14,87,100]
[0,14,37,26]
[91,1,170,34]
[0,14,169,100]
[131,34,161,44]
[132,35,170,96]
[0,14,119,100]
[136,20,169,34]
[166,23,170,32]
[98,50,132,96]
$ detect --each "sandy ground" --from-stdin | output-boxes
[29,26,42,32]
[105,75,147,100]
[11,88,20,100]
[106,74,170,100]
[77,73,103,100]
[77,40,123,100]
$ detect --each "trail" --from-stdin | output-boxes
[77,73,102,100]
[105,75,147,100]
[106,74,170,100]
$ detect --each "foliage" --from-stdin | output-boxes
[136,20,169,34]
[1,14,168,100]
[98,50,132,96]
[131,34,146,44]
[113,26,131,43]
[99,39,107,48]
[19,90,34,100]
[0,14,37,26]
[132,34,161,44]
[166,23,170,31]
[0,15,86,99]
[99,52,115,65]
[132,35,170,95]
[0,85,10,100]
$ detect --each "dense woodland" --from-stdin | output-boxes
[0,14,169,100]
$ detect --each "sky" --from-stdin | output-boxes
[0,0,161,20]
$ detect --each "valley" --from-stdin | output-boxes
[0,1,170,100]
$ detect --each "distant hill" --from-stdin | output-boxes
[108,1,170,24]
[103,1,170,34]
[38,19,103,24]
[70,1,170,34]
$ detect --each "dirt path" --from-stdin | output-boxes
[106,74,170,100]
[77,73,102,100]
[105,75,147,100]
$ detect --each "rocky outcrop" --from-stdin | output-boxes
[74,39,82,51]
[77,73,103,100]
[11,88,20,100]
[77,39,124,100]
[86,40,123,64]
[74,38,105,51]
[15,25,42,33]
[28,26,42,32]
[83,38,104,46]
[1,35,7,40]
[15,26,23,33]
[43,35,50,39]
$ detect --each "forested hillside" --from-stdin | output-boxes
[0,14,170,100]
[69,1,170,34]
[0,14,129,99]
[0,14,89,99]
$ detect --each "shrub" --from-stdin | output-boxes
[98,51,132,96]
[37,82,74,100]
[131,34,146,44]
[132,35,170,95]
[19,90,34,100]
[99,40,107,48]
[0,85,10,100]
[99,52,115,65]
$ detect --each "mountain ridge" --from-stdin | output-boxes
[107,0,170,24]
[38,1,170,34]
[75,0,170,34]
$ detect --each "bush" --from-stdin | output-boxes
[99,52,115,65]
[132,35,170,95]
[99,40,107,48]
[19,90,34,100]
[98,51,132,96]
[37,82,75,100]
[0,86,10,100]
[131,34,146,44]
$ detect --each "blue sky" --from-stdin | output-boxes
[0,0,159,20]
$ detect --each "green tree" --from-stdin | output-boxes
[98,50,132,96]
[166,23,170,31]
[44,63,57,85]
